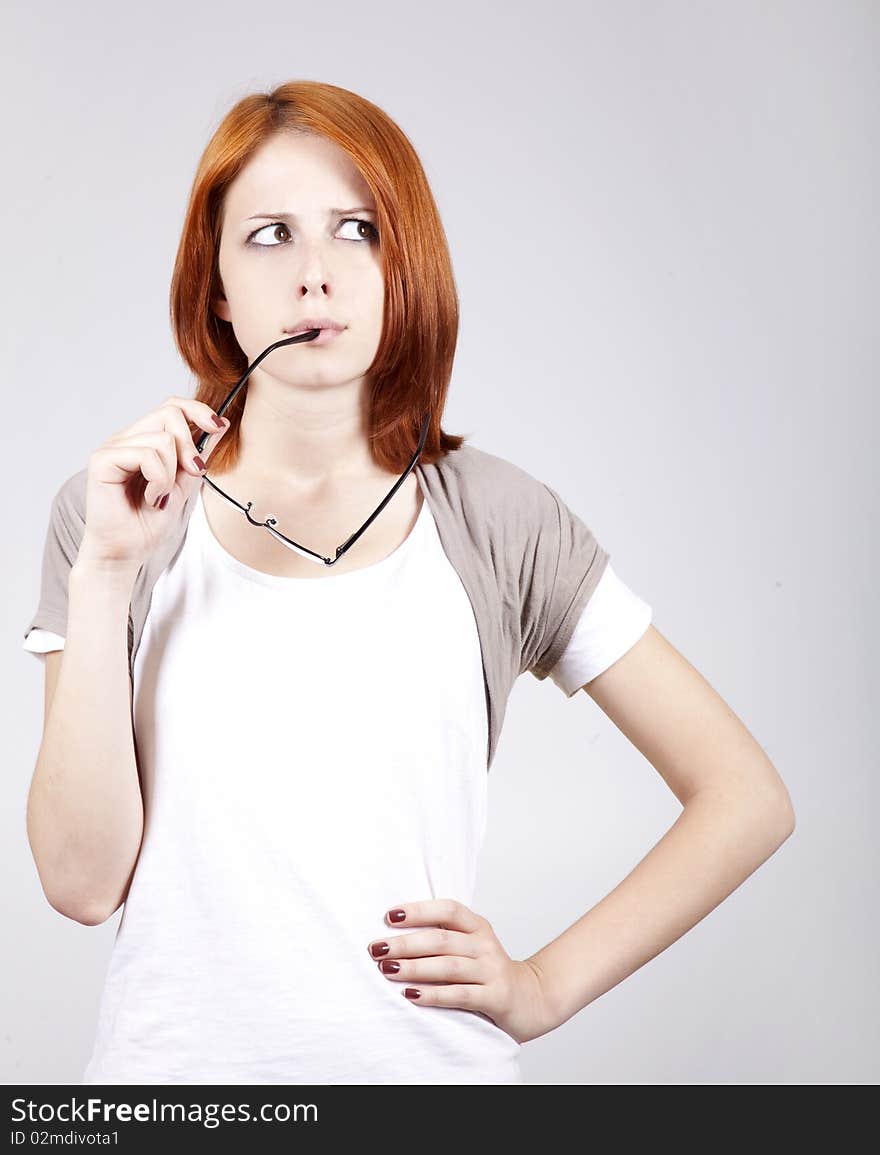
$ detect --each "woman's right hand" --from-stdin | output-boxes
[78,395,232,568]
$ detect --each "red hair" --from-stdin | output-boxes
[169,80,467,473]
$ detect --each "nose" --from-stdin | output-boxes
[291,238,336,297]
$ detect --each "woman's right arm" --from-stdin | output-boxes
[27,552,143,925]
[25,395,231,925]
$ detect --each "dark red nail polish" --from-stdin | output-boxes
[370,942,389,959]
[379,960,400,974]
[388,909,406,923]
[211,414,224,428]
[404,988,420,999]
[159,493,170,510]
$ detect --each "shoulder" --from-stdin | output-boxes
[53,466,89,508]
[429,445,607,593]
[427,443,564,524]
[432,442,547,489]
[49,466,89,527]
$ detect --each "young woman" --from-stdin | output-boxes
[24,81,795,1086]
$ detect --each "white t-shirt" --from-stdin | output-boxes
[24,488,652,1085]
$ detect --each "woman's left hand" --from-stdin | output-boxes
[367,898,556,1045]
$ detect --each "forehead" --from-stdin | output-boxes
[223,132,375,218]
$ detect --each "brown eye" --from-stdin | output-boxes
[338,218,379,243]
[247,222,291,247]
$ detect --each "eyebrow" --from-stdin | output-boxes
[244,207,376,222]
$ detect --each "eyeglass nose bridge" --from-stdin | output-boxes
[244,501,270,528]
[242,503,335,565]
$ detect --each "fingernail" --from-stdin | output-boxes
[404,988,420,999]
[159,493,170,510]
[193,455,207,473]
[369,942,389,958]
[211,414,224,428]
[379,960,400,974]
[388,909,406,923]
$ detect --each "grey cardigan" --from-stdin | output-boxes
[25,443,609,770]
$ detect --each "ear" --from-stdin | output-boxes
[211,294,232,324]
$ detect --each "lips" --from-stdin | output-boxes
[283,319,345,335]
[284,326,344,346]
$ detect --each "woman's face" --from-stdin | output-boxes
[212,131,384,395]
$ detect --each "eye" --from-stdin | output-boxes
[245,218,379,247]
[247,222,291,247]
[338,218,379,243]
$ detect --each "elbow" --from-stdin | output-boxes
[47,891,115,927]
[741,778,795,848]
[766,776,796,842]
[751,784,796,851]
[31,853,117,925]
[695,777,796,849]
[776,799,794,845]
[744,759,797,843]
[775,796,796,842]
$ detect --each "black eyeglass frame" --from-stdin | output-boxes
[194,329,431,567]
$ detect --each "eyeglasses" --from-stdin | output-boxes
[194,329,431,568]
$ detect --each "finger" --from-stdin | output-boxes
[109,395,226,445]
[368,927,476,961]
[192,419,231,466]
[399,983,489,1010]
[382,899,482,933]
[377,954,482,984]
[156,402,227,479]
[102,430,180,508]
[92,441,175,510]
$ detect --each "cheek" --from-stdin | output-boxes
[364,308,385,345]
[351,271,385,329]
[361,257,385,297]
[221,259,265,303]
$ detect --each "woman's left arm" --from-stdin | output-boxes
[367,625,795,1044]
[526,622,796,1034]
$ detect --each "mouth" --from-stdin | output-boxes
[283,319,346,336]
[282,326,344,346]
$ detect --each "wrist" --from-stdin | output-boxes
[72,544,141,587]
[522,952,569,1035]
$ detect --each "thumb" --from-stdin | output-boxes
[178,417,231,501]
[203,416,232,462]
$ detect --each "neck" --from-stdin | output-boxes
[229,389,382,496]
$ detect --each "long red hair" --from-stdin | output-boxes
[169,80,468,473]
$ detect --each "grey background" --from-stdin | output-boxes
[4,0,877,1085]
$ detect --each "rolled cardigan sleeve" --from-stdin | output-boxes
[22,471,87,652]
[523,481,610,681]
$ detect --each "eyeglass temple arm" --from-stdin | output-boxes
[194,329,323,456]
[335,411,431,557]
